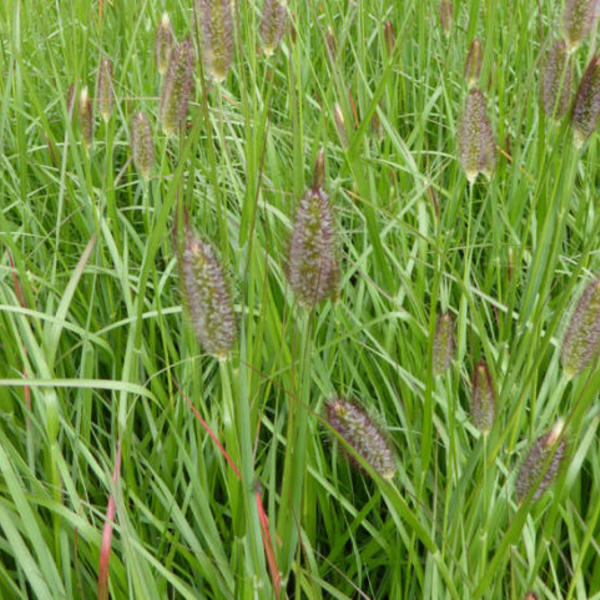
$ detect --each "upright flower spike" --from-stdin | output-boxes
[440,0,453,35]
[433,311,455,377]
[562,0,600,52]
[515,420,567,503]
[178,218,236,359]
[471,361,495,434]
[541,40,572,119]
[572,56,600,148]
[561,278,600,377]
[260,0,287,57]
[198,0,234,82]
[97,57,114,123]
[160,39,194,136]
[78,86,93,150]
[464,39,483,89]
[326,398,396,479]
[156,12,174,76]
[131,112,154,181]
[287,152,339,307]
[458,88,496,184]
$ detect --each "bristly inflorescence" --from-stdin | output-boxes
[260,0,287,57]
[464,38,482,89]
[178,219,236,359]
[562,0,600,52]
[325,398,396,479]
[286,152,339,307]
[160,38,195,136]
[541,40,572,119]
[433,311,455,377]
[458,89,496,184]
[471,361,496,434]
[131,112,154,181]
[78,86,93,150]
[198,0,234,83]
[96,57,114,123]
[515,420,567,503]
[572,56,600,148]
[155,13,174,76]
[561,278,600,377]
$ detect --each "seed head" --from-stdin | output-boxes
[515,420,567,503]
[260,0,287,57]
[384,21,395,55]
[287,152,339,307]
[471,361,496,434]
[440,0,453,35]
[458,88,496,184]
[561,278,600,377]
[96,58,114,123]
[562,0,600,52]
[156,13,174,76]
[78,86,93,150]
[464,39,483,89]
[326,26,337,62]
[178,219,236,359]
[131,112,154,181]
[326,398,396,479]
[541,40,572,119]
[572,56,600,148]
[524,594,538,600]
[333,102,349,147]
[160,39,195,136]
[433,311,455,377]
[198,0,234,83]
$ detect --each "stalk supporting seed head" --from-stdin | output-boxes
[572,56,600,148]
[156,12,174,76]
[541,39,572,119]
[464,39,483,89]
[433,311,455,376]
[471,361,496,434]
[97,58,114,123]
[78,86,93,150]
[562,0,600,52]
[326,398,396,479]
[131,112,154,181]
[198,0,234,83]
[260,0,287,57]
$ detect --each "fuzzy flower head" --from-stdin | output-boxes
[198,0,234,83]
[286,152,339,307]
[96,58,114,123]
[562,0,600,52]
[326,398,396,479]
[515,420,567,503]
[572,56,600,148]
[541,40,572,119]
[160,39,194,136]
[464,39,483,89]
[131,112,154,181]
[156,13,174,76]
[561,278,600,377]
[78,86,93,150]
[458,89,496,184]
[433,311,455,377]
[471,361,496,434]
[178,219,236,359]
[260,0,287,57]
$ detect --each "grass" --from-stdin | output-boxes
[1,0,600,598]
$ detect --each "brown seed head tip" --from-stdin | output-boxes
[471,361,496,434]
[333,102,349,147]
[160,39,194,136]
[156,12,174,76]
[433,311,455,377]
[384,21,395,55]
[524,593,538,600]
[541,40,572,119]
[326,398,396,479]
[313,150,326,190]
[260,0,287,57]
[198,0,234,82]
[440,0,453,35]
[561,278,600,377]
[563,0,600,52]
[572,56,600,147]
[97,58,114,123]
[131,112,154,181]
[464,39,483,89]
[326,26,337,61]
[78,86,93,149]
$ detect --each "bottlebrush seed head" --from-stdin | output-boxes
[458,88,496,184]
[572,56,600,148]
[131,112,154,181]
[464,39,483,89]
[471,361,496,434]
[287,152,339,307]
[433,311,455,377]
[384,21,395,55]
[541,40,572,119]
[160,38,194,136]
[260,0,287,57]
[78,86,93,150]
[440,0,453,35]
[326,398,396,479]
[198,0,234,83]
[156,13,174,76]
[562,0,600,52]
[561,278,600,377]
[515,419,567,503]
[97,58,114,123]
[178,221,236,359]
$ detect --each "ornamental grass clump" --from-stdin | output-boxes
[515,420,567,503]
[131,112,154,181]
[541,40,572,119]
[561,278,600,377]
[177,217,236,359]
[160,39,194,136]
[326,398,396,479]
[286,151,339,307]
[78,86,93,149]
[96,58,114,123]
[432,311,455,377]
[155,13,174,76]
[471,361,495,434]
[572,56,600,148]
[198,0,234,82]
[260,0,287,57]
[562,0,600,52]
[458,89,496,184]
[464,39,482,89]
